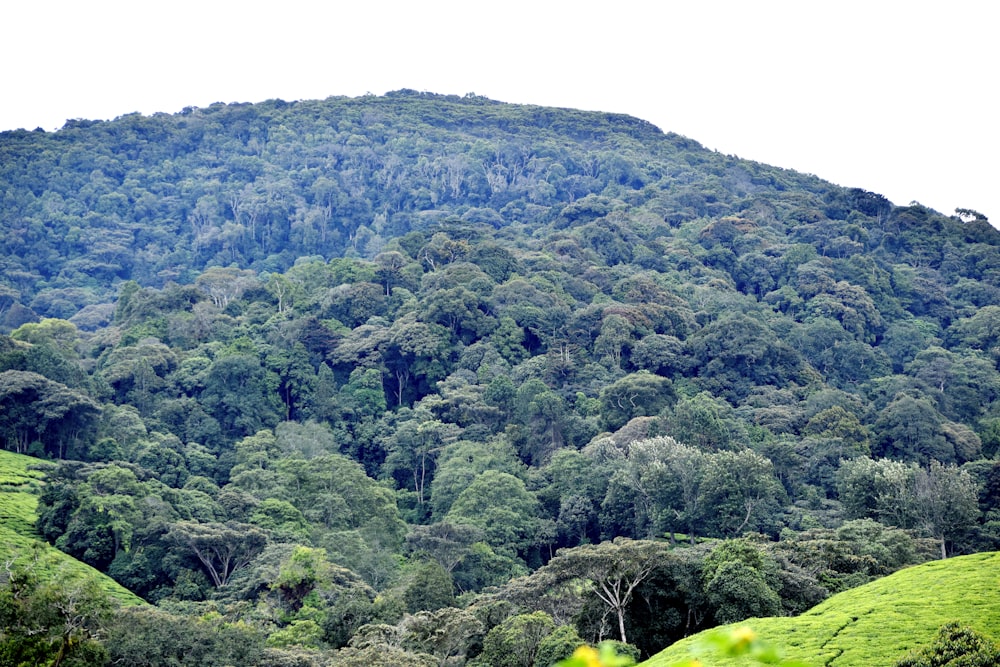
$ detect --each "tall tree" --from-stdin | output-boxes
[166,520,268,588]
[913,461,980,559]
[538,539,670,645]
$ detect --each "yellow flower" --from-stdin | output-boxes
[571,645,603,667]
[731,626,757,648]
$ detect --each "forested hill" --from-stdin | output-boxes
[2,91,1000,665]
[1,90,682,312]
[3,89,993,316]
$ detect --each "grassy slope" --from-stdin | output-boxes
[643,551,1000,667]
[0,449,144,605]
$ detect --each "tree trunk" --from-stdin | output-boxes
[616,606,628,645]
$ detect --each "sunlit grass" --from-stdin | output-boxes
[642,551,1000,666]
[0,449,144,605]
[0,448,47,536]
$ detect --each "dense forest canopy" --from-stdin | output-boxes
[1,91,999,665]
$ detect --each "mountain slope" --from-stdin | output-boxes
[1,93,999,658]
[0,449,144,606]
[642,551,1000,666]
[5,90,994,319]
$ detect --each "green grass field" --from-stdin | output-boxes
[642,551,1000,666]
[0,449,144,606]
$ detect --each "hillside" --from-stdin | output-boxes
[642,551,1000,666]
[0,449,144,606]
[1,92,999,663]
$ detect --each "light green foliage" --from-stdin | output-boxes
[250,498,311,542]
[642,552,1000,667]
[430,438,521,519]
[0,448,47,536]
[837,457,979,557]
[340,367,388,419]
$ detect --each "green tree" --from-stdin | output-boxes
[701,539,782,625]
[630,334,684,376]
[0,370,101,459]
[602,437,708,542]
[403,560,455,613]
[405,521,484,573]
[475,611,556,667]
[837,456,919,529]
[267,342,316,422]
[384,313,452,406]
[539,539,670,645]
[698,450,784,537]
[166,520,268,588]
[534,624,586,667]
[445,470,543,561]
[200,354,282,439]
[895,622,1000,667]
[105,606,265,667]
[515,379,569,463]
[913,461,980,559]
[400,607,484,665]
[667,392,745,452]
[594,313,634,370]
[430,439,521,520]
[383,410,459,510]
[340,367,388,420]
[422,285,495,344]
[874,394,952,463]
[39,462,152,570]
[194,266,257,308]
[599,372,674,432]
[0,559,112,667]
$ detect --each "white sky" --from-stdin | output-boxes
[3,1,997,225]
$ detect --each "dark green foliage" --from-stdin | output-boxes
[0,370,101,459]
[200,353,283,439]
[599,372,674,432]
[702,540,782,625]
[403,560,455,613]
[105,606,265,666]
